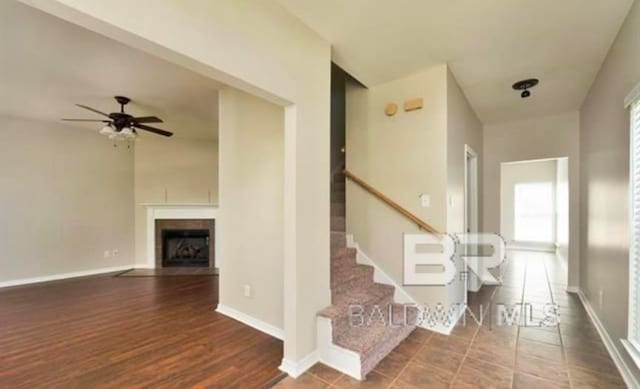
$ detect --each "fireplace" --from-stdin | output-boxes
[155,219,215,268]
[162,229,209,267]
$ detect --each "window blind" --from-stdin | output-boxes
[629,99,640,350]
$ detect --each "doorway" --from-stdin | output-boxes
[464,145,479,235]
[500,157,569,255]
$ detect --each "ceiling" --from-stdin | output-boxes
[0,1,222,140]
[277,0,634,124]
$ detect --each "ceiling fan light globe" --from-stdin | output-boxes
[121,127,136,139]
[99,124,116,136]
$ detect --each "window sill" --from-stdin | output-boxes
[621,339,640,369]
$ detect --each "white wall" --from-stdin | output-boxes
[500,159,557,248]
[346,65,481,314]
[579,0,640,381]
[133,137,218,266]
[556,157,569,262]
[346,65,449,309]
[22,0,332,364]
[445,67,483,305]
[483,112,580,287]
[0,116,134,282]
[218,88,285,331]
[446,67,483,234]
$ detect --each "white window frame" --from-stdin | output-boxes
[624,83,640,369]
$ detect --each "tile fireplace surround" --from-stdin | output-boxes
[143,204,218,269]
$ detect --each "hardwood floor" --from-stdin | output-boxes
[0,274,284,388]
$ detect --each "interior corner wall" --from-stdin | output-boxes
[445,66,483,305]
[133,137,218,266]
[0,116,135,282]
[218,87,284,330]
[346,64,449,308]
[483,111,580,287]
[579,0,640,381]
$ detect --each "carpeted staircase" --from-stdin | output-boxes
[317,170,418,379]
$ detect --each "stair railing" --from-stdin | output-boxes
[343,169,442,236]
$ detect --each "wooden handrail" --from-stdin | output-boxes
[343,169,442,235]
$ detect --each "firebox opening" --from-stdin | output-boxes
[161,229,210,267]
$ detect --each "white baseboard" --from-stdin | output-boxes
[316,316,362,380]
[566,286,580,294]
[575,289,640,389]
[215,304,284,340]
[0,265,135,288]
[279,350,320,378]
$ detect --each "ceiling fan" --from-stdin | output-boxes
[62,96,173,139]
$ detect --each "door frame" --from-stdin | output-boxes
[464,145,480,295]
[464,145,479,235]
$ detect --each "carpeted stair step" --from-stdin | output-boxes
[334,304,419,378]
[331,263,372,287]
[323,283,396,333]
[331,190,346,203]
[331,216,346,232]
[332,182,346,192]
[331,246,356,264]
[330,232,347,252]
[331,202,346,216]
[331,265,374,296]
[319,283,394,320]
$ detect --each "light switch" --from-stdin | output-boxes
[420,194,431,208]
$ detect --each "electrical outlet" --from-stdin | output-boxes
[243,285,252,298]
[103,250,111,258]
[112,249,119,257]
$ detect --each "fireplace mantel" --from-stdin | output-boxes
[142,204,219,268]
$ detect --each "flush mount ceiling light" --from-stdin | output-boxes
[512,78,539,98]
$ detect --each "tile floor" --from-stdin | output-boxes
[272,250,627,388]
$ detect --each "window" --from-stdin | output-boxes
[514,182,554,242]
[625,91,640,368]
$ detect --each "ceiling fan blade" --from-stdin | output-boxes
[134,124,173,137]
[62,118,110,122]
[76,104,111,118]
[132,116,163,124]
